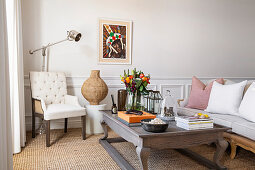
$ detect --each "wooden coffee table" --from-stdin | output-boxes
[99,111,230,170]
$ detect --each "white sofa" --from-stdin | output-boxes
[177,80,255,159]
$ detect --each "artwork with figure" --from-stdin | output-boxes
[103,24,126,59]
[99,19,132,64]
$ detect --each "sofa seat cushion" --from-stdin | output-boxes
[177,107,247,128]
[176,107,210,117]
[209,113,246,128]
[232,121,255,141]
[44,104,86,120]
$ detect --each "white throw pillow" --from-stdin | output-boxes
[206,80,247,115]
[239,82,255,122]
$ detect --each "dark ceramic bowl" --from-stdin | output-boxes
[141,119,168,133]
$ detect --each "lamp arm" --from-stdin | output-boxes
[29,37,68,54]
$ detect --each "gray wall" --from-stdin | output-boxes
[21,0,255,131]
[22,0,255,78]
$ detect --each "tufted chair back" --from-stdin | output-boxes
[29,72,67,105]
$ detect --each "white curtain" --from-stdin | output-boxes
[0,0,13,169]
[6,0,26,154]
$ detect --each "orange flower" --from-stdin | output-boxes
[142,77,147,82]
[125,77,130,83]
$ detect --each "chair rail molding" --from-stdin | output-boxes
[23,75,254,131]
[24,75,255,80]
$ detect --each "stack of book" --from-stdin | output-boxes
[175,116,213,130]
[118,111,156,127]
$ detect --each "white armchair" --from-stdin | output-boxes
[29,72,86,147]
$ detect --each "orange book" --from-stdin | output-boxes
[118,111,156,123]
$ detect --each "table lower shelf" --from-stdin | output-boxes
[99,137,227,170]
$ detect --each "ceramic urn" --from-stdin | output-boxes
[81,70,108,105]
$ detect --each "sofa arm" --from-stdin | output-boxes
[32,98,46,114]
[65,95,81,107]
[177,98,188,107]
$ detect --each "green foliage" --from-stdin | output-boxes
[120,68,150,94]
[135,79,142,88]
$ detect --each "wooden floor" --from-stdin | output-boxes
[13,128,255,170]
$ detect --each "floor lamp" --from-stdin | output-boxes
[29,30,82,71]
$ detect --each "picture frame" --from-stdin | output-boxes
[98,18,132,64]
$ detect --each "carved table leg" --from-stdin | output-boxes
[100,120,108,140]
[136,147,150,170]
[213,138,228,169]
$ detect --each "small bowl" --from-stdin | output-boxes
[141,119,168,133]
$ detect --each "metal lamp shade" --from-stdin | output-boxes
[68,30,82,41]
[29,29,82,71]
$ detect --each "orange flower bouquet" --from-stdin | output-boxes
[120,68,150,111]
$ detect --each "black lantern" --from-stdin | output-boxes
[148,91,163,114]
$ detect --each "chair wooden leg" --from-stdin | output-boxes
[64,118,68,133]
[32,112,36,138]
[46,120,50,147]
[230,141,237,159]
[81,116,86,140]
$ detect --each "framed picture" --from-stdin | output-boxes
[99,19,132,64]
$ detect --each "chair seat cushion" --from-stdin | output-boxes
[44,104,86,120]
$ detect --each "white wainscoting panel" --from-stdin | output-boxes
[185,84,192,99]
[101,85,124,110]
[23,75,254,131]
[160,84,185,100]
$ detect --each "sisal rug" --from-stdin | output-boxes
[13,128,255,170]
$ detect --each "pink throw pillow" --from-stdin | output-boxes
[186,76,224,110]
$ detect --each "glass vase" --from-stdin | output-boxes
[125,91,144,111]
